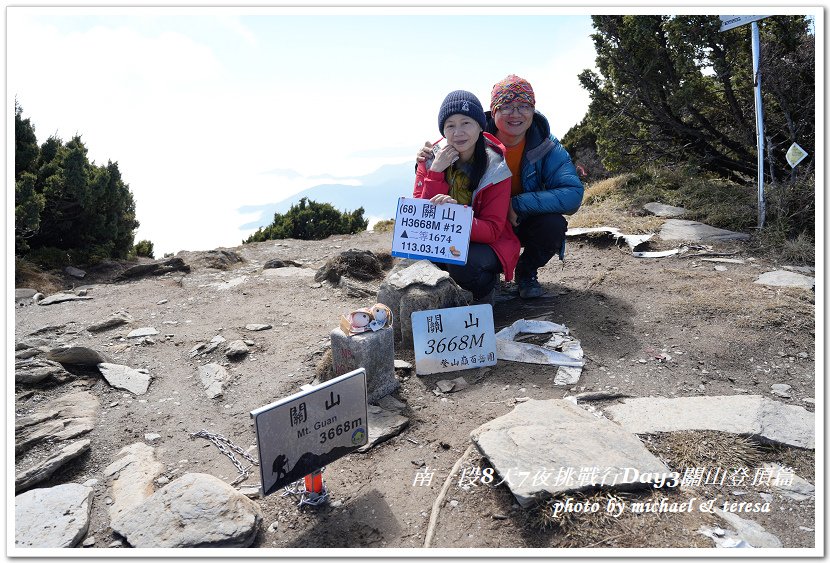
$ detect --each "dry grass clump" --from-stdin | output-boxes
[582,174,635,204]
[314,348,334,381]
[642,431,763,471]
[569,198,664,235]
[372,219,395,233]
[756,443,816,482]
[529,490,625,532]
[667,278,813,332]
[570,173,664,234]
[15,258,64,295]
[526,488,715,548]
[743,299,816,333]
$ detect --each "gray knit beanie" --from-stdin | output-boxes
[437,90,487,135]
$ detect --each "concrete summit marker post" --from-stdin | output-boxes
[251,368,368,498]
[391,197,473,265]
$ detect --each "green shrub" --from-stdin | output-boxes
[244,198,368,243]
[134,240,155,259]
[25,246,71,270]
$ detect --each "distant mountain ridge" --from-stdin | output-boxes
[239,161,414,230]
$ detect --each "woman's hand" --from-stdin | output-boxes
[416,141,433,163]
[430,194,458,205]
[429,145,459,173]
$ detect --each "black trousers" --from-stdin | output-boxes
[443,242,502,299]
[514,213,568,278]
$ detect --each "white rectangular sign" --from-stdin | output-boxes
[411,304,497,375]
[250,368,368,496]
[391,197,473,266]
[719,15,769,32]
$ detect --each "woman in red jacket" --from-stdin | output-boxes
[414,90,520,303]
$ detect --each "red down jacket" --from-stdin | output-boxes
[413,132,520,281]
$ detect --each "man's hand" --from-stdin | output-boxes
[508,202,519,226]
[416,141,433,163]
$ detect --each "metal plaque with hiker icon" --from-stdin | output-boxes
[391,197,473,265]
[250,368,368,496]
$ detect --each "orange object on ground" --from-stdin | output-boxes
[304,471,324,494]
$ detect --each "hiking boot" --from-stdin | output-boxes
[517,275,544,299]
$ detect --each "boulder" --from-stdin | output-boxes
[377,260,470,345]
[225,340,250,359]
[263,259,301,269]
[15,482,94,548]
[15,288,38,306]
[111,473,262,548]
[713,509,783,548]
[46,346,109,366]
[116,257,190,280]
[15,358,73,385]
[315,249,389,283]
[193,249,243,270]
[64,266,87,279]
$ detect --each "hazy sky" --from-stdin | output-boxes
[8,7,603,256]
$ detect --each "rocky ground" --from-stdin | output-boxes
[12,216,817,553]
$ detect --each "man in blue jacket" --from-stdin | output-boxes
[485,74,584,299]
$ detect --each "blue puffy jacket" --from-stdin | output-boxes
[485,110,584,221]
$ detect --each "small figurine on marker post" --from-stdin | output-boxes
[339,303,393,336]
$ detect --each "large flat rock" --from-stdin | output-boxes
[385,259,450,289]
[644,202,687,217]
[15,483,93,548]
[198,363,228,399]
[754,270,815,290]
[103,442,165,523]
[658,219,750,242]
[357,405,410,452]
[605,395,814,449]
[37,293,93,306]
[16,439,91,493]
[98,363,152,395]
[111,473,262,548]
[470,399,671,507]
[15,391,99,454]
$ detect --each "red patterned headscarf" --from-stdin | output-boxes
[490,74,535,112]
